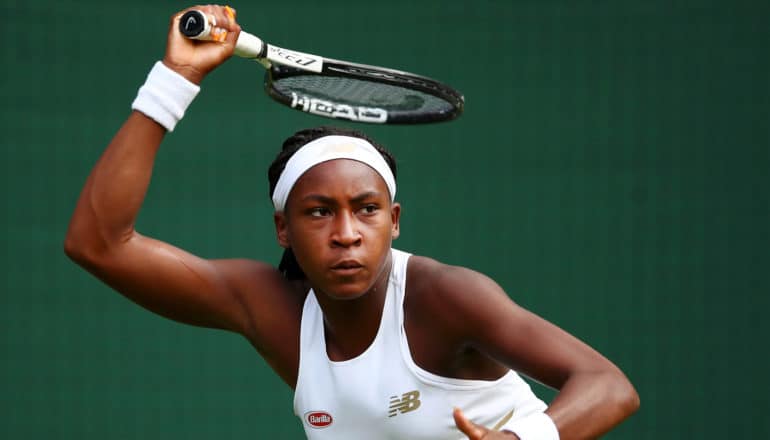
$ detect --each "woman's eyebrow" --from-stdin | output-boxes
[300,191,383,206]
[350,191,383,204]
[300,194,337,205]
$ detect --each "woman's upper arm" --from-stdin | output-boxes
[70,230,286,336]
[436,266,619,389]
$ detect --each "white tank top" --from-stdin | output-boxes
[293,249,548,439]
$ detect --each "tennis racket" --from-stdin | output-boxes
[178,10,464,124]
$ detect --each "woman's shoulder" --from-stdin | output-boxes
[401,253,518,376]
[405,253,495,292]
[223,259,306,337]
[404,253,504,321]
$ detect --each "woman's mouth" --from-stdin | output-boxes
[330,260,364,275]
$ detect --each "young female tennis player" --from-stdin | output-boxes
[64,5,638,439]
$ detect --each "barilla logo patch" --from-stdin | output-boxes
[305,411,333,428]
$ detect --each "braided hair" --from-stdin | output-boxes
[267,126,397,280]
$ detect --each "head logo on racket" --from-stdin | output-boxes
[290,93,388,123]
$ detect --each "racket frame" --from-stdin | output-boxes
[179,10,464,124]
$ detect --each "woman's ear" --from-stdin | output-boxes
[274,212,290,248]
[390,202,401,239]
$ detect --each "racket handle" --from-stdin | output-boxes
[178,10,265,59]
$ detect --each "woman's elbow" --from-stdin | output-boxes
[63,235,97,268]
[612,373,640,418]
[63,231,85,261]
[63,228,110,269]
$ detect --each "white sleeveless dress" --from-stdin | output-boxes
[293,249,548,439]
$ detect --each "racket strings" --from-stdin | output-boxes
[271,75,455,113]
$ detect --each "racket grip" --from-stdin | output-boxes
[234,32,265,59]
[178,10,265,59]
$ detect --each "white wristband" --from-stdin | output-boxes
[131,61,200,132]
[500,412,559,440]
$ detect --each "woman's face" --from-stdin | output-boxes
[275,159,400,299]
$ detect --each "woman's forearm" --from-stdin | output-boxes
[547,369,640,439]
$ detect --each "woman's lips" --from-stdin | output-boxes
[330,260,364,275]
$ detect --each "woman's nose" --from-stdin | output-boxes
[331,212,362,247]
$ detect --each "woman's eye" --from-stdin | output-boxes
[309,207,331,217]
[359,205,379,215]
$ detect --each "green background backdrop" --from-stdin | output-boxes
[2,0,768,438]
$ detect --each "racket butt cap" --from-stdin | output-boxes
[179,10,210,38]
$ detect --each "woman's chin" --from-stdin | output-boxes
[316,278,375,300]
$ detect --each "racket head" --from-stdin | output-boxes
[264,59,464,124]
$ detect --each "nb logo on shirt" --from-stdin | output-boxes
[388,390,421,417]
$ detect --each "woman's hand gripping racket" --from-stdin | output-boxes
[179,9,464,124]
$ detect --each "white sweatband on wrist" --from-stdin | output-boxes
[500,412,559,440]
[131,61,200,132]
[271,135,396,212]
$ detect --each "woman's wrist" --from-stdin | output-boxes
[131,61,201,132]
[499,412,559,440]
[160,58,206,85]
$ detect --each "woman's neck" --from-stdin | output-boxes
[314,256,393,361]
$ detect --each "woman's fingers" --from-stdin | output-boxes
[163,4,241,84]
[454,407,489,440]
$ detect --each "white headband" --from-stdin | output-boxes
[271,135,397,211]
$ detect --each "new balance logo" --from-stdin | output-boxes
[388,390,421,417]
